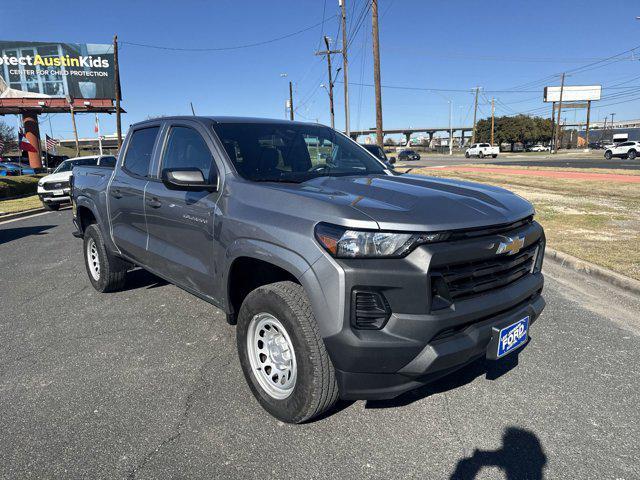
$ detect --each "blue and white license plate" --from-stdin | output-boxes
[496,316,529,358]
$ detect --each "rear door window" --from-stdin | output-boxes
[123,127,160,177]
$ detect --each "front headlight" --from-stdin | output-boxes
[315,223,449,258]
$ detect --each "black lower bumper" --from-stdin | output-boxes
[332,291,545,401]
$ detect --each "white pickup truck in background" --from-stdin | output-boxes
[465,143,499,158]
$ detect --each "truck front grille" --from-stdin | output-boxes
[42,181,70,191]
[431,241,539,304]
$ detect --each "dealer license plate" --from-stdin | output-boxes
[496,316,529,358]
[53,190,64,196]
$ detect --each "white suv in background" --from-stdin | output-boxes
[604,141,639,160]
[37,155,116,210]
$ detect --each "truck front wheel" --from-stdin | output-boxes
[83,224,128,293]
[237,281,339,423]
[42,202,60,211]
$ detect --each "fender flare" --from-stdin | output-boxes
[74,195,117,252]
[223,238,315,312]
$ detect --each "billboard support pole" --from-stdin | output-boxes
[114,34,122,150]
[550,102,555,151]
[22,112,43,169]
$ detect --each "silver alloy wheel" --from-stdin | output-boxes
[86,238,100,281]
[246,312,297,399]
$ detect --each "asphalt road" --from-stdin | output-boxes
[1,211,639,479]
[396,154,640,171]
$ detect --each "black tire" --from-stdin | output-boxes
[465,151,470,158]
[83,224,128,293]
[628,150,637,160]
[479,151,485,158]
[237,281,339,423]
[42,202,60,211]
[605,150,613,160]
[492,154,498,158]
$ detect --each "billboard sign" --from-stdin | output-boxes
[0,40,114,100]
[544,85,601,103]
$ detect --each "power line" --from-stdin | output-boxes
[121,15,337,51]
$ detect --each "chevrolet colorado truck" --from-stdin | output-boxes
[71,116,545,423]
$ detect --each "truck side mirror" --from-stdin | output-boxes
[162,168,218,192]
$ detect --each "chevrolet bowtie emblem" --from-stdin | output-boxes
[496,235,525,255]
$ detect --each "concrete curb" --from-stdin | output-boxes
[546,247,640,296]
[0,207,47,223]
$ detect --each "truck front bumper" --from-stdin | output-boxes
[38,189,71,203]
[331,288,544,400]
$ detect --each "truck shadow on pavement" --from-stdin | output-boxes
[0,224,55,245]
[449,427,547,480]
[365,350,521,410]
[121,268,169,291]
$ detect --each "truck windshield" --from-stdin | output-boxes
[54,157,98,173]
[212,122,387,183]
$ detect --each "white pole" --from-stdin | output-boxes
[95,114,103,155]
[449,100,453,156]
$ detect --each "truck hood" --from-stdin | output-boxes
[41,171,72,183]
[269,174,534,231]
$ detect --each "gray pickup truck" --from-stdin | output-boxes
[71,116,545,423]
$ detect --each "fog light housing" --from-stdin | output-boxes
[351,290,391,330]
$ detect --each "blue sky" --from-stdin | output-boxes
[2,0,640,140]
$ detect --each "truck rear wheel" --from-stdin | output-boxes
[237,281,339,423]
[83,224,128,293]
[479,151,484,158]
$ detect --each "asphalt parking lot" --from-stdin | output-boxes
[1,211,639,479]
[396,153,640,170]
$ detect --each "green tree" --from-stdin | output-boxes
[475,114,552,147]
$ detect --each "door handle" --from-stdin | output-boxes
[111,188,123,199]
[147,197,162,209]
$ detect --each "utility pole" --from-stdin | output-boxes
[315,36,340,129]
[490,97,495,146]
[190,102,196,116]
[339,0,350,135]
[553,72,565,154]
[372,0,383,148]
[471,87,480,144]
[113,34,122,150]
[289,81,294,121]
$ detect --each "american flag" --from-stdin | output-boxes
[45,134,59,152]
